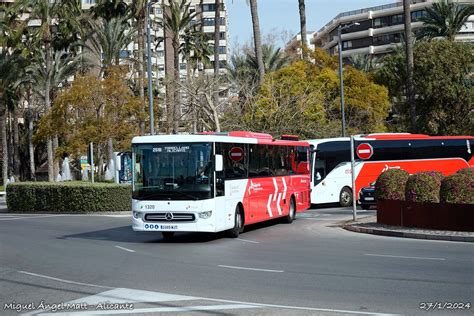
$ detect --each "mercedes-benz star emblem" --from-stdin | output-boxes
[165,212,173,221]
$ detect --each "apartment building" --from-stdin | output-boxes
[311,0,474,58]
[285,31,316,58]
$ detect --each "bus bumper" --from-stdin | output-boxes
[132,215,216,233]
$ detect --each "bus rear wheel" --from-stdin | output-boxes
[227,207,243,238]
[339,187,353,207]
[282,197,296,223]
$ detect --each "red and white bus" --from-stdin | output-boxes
[131,132,311,238]
[308,134,474,207]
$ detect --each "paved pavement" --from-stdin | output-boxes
[1,206,473,315]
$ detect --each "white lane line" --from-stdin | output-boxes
[218,265,283,273]
[365,254,446,261]
[17,271,113,289]
[202,297,399,316]
[41,304,260,315]
[236,238,260,244]
[0,215,63,221]
[115,245,135,253]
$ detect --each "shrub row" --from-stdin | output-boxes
[376,167,474,204]
[6,182,131,213]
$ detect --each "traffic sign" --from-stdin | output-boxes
[229,147,244,162]
[356,143,373,160]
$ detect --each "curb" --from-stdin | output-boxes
[343,223,474,243]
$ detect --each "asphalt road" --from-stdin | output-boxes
[0,206,473,316]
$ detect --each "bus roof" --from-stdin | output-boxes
[132,132,310,147]
[307,134,473,145]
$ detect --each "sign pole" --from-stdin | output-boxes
[88,143,95,184]
[350,135,357,221]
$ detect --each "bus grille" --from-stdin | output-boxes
[144,212,196,222]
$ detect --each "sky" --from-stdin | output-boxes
[226,0,395,50]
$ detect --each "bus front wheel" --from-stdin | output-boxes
[227,207,243,238]
[339,187,353,207]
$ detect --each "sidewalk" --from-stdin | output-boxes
[343,216,474,243]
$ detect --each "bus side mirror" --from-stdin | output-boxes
[215,154,223,172]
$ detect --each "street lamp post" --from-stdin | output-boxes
[337,22,359,138]
[146,1,157,135]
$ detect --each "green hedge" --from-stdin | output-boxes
[440,173,474,204]
[375,169,410,200]
[405,171,444,203]
[6,182,131,213]
[457,167,474,176]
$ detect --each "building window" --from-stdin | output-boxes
[119,50,130,58]
[391,14,403,25]
[155,8,162,15]
[203,17,225,27]
[202,4,225,12]
[82,0,96,4]
[180,63,187,70]
[156,50,164,58]
[342,41,352,50]
[158,65,165,71]
[411,10,426,21]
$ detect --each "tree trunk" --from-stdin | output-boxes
[173,39,180,134]
[12,107,20,180]
[28,110,36,181]
[1,107,8,186]
[298,0,308,60]
[107,137,114,179]
[53,134,59,180]
[45,45,54,182]
[138,14,146,135]
[403,0,416,132]
[213,0,221,122]
[249,0,265,85]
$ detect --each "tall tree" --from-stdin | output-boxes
[127,0,147,135]
[298,0,308,60]
[213,0,222,112]
[159,0,198,134]
[403,0,416,132]
[248,0,265,85]
[418,0,474,41]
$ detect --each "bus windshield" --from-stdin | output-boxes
[133,142,213,200]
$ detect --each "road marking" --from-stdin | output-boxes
[218,265,283,273]
[202,297,399,316]
[236,238,260,244]
[0,215,63,221]
[365,254,446,261]
[17,271,113,289]
[41,304,260,315]
[66,288,197,305]
[115,246,135,253]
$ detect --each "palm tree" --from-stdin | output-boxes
[248,0,265,85]
[84,17,136,75]
[246,44,290,74]
[92,0,129,21]
[418,0,474,41]
[159,0,198,134]
[128,0,147,135]
[349,54,378,73]
[0,51,24,185]
[298,0,308,60]
[403,0,416,132]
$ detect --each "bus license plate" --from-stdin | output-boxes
[364,197,374,201]
[144,224,178,230]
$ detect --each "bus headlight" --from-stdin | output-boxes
[133,211,142,220]
[198,211,212,219]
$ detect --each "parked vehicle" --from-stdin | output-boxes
[359,182,376,210]
[307,134,474,207]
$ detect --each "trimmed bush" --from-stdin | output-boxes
[440,173,474,204]
[457,167,474,176]
[6,182,131,213]
[375,169,410,201]
[405,171,444,203]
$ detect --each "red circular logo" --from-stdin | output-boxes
[229,147,244,162]
[356,143,374,160]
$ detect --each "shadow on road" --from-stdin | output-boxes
[58,217,289,244]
